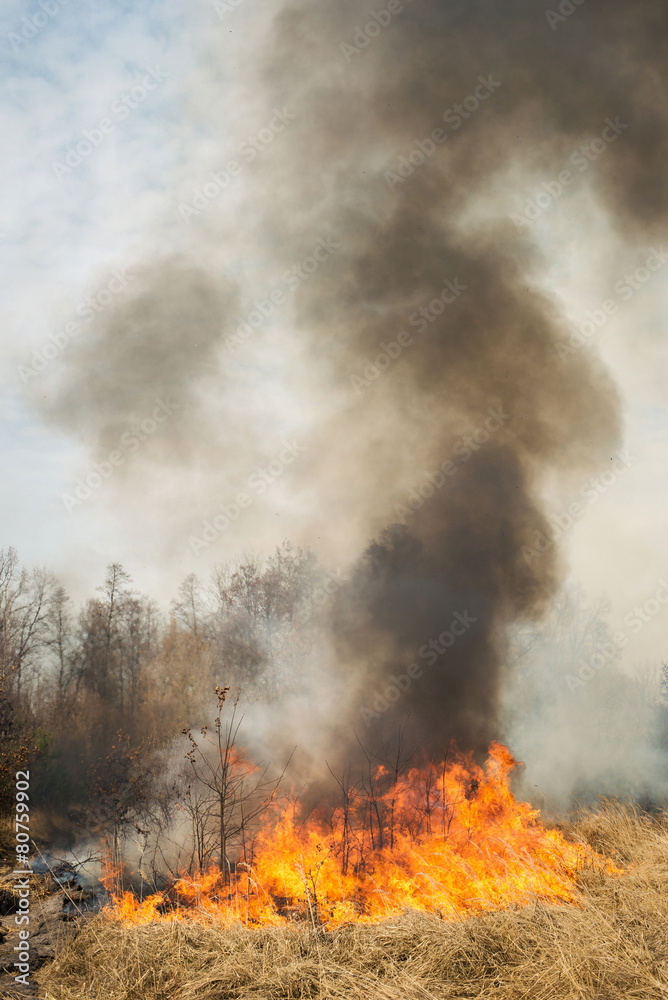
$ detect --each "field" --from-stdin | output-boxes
[35,803,668,1000]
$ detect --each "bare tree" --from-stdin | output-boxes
[181,686,290,879]
[171,573,209,638]
[207,543,323,697]
[45,584,75,710]
[0,547,59,698]
[76,563,155,722]
[85,731,158,891]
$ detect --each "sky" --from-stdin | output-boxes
[1,0,668,680]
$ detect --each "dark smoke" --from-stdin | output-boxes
[333,449,561,751]
[234,0,666,750]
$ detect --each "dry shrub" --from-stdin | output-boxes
[38,803,668,1000]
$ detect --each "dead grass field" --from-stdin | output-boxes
[37,803,668,1000]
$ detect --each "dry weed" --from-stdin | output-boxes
[38,803,668,1000]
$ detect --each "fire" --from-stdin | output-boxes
[104,743,621,928]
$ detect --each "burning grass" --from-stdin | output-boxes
[38,803,668,999]
[100,744,622,929]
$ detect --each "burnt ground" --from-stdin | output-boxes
[0,883,94,998]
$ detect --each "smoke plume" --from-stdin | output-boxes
[33,1,668,760]
[230,0,667,752]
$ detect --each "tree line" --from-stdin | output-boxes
[0,542,328,854]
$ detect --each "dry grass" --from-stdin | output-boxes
[38,803,668,1000]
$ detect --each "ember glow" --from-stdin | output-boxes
[104,743,620,928]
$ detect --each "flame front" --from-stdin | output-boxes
[105,743,620,927]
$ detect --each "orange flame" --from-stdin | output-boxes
[104,743,621,928]
[100,852,123,894]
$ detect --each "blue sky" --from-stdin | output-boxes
[0,0,243,596]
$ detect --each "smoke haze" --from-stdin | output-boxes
[26,1,668,789]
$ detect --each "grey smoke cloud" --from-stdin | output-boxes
[33,256,252,470]
[228,0,665,754]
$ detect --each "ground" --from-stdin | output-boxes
[4,804,668,999]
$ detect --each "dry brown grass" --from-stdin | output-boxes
[38,803,668,1000]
